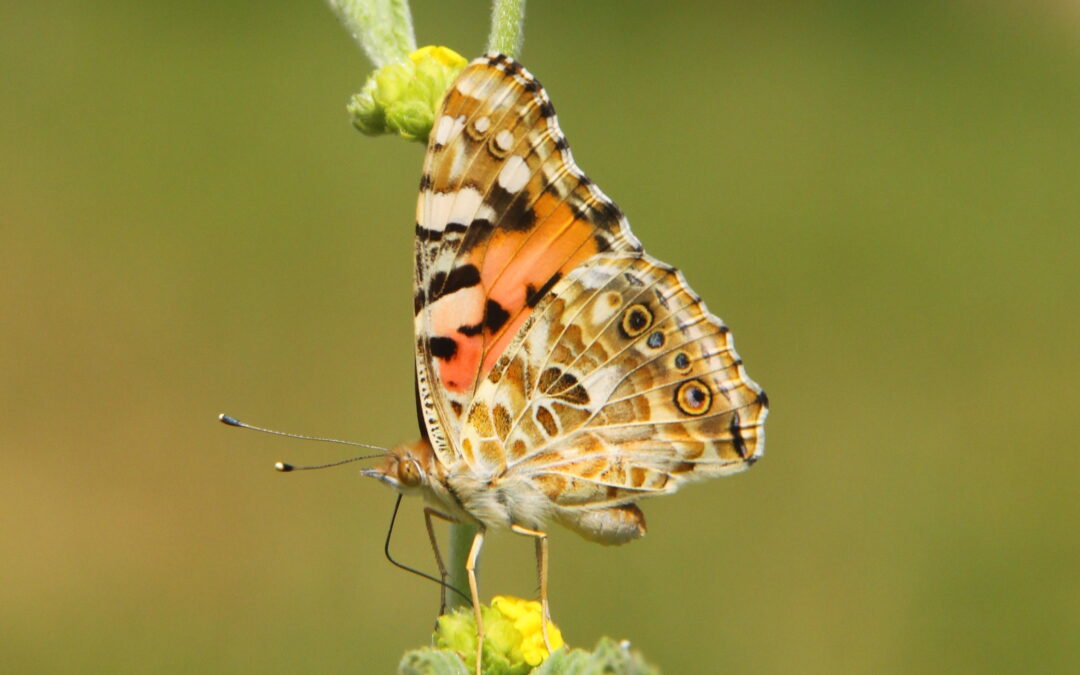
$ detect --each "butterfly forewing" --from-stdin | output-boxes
[414,55,642,464]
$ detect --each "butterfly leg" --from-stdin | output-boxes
[465,528,486,675]
[423,507,456,615]
[510,524,553,653]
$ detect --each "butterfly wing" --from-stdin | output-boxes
[415,53,767,502]
[414,54,642,465]
[460,252,768,507]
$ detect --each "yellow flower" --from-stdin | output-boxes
[490,596,564,666]
[408,45,467,69]
[433,596,564,673]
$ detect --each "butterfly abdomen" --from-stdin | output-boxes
[556,503,647,546]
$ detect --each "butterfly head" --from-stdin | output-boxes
[361,438,438,495]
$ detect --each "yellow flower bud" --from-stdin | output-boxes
[347,45,467,142]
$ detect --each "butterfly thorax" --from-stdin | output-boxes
[443,466,554,532]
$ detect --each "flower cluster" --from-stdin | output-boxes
[348,45,467,141]
[434,596,564,674]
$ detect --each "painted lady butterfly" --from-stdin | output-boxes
[365,53,768,666]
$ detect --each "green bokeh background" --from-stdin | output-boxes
[3,1,1078,672]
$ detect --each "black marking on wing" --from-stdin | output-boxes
[730,411,747,459]
[414,378,428,440]
[484,299,511,332]
[525,272,562,308]
[460,218,495,250]
[429,336,458,360]
[652,286,670,309]
[458,322,483,337]
[485,185,537,232]
[416,221,469,243]
[429,264,481,302]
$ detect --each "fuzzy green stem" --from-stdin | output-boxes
[446,522,478,611]
[327,0,417,67]
[487,0,526,58]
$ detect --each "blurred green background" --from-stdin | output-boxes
[3,1,1078,672]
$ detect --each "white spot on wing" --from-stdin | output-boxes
[495,130,514,152]
[497,155,530,193]
[475,116,490,133]
[434,114,465,146]
[487,82,516,111]
[580,364,623,411]
[450,149,469,181]
[456,74,482,97]
[590,292,622,325]
[424,188,493,232]
[580,263,623,289]
[429,284,485,326]
[416,190,430,225]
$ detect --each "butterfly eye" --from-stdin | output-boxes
[397,459,422,487]
[675,379,713,416]
[620,304,653,338]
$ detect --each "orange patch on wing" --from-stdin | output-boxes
[431,283,486,394]
[478,203,600,376]
[430,194,603,395]
[438,334,482,393]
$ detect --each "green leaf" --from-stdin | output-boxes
[533,638,659,675]
[398,647,470,675]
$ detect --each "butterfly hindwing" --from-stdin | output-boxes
[461,252,767,507]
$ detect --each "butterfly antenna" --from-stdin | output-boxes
[385,494,472,606]
[218,413,389,471]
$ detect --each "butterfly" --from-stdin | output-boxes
[364,52,768,669]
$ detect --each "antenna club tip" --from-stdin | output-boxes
[219,414,241,427]
[275,462,294,472]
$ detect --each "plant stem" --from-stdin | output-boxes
[328,0,417,67]
[446,522,478,610]
[327,0,529,616]
[487,0,526,58]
